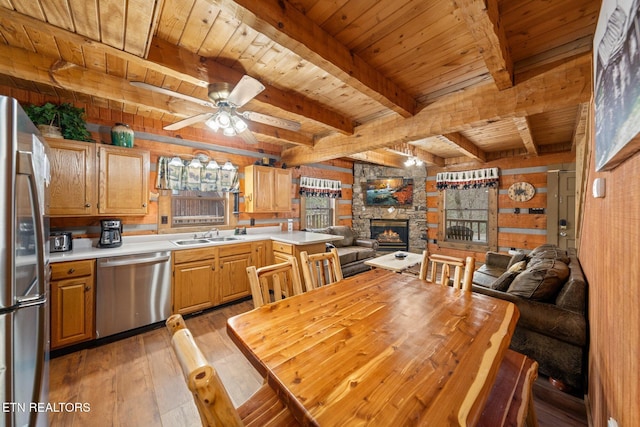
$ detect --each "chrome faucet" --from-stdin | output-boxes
[201,228,219,238]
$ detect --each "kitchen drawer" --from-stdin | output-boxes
[51,259,95,280]
[173,247,217,264]
[218,242,252,257]
[272,241,293,254]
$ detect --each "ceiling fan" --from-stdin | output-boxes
[130,75,301,144]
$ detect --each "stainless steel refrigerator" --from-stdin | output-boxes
[0,96,50,427]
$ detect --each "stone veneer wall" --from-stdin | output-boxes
[352,163,427,253]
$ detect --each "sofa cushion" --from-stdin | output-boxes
[328,226,355,247]
[490,270,520,291]
[335,247,359,265]
[355,247,377,261]
[507,259,570,301]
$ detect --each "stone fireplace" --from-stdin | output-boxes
[370,219,409,252]
[352,163,427,253]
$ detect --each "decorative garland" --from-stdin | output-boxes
[436,167,500,190]
[299,176,343,198]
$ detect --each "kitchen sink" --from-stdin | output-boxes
[207,236,241,242]
[172,236,242,246]
[172,239,211,246]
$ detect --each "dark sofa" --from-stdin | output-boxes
[307,226,379,277]
[472,244,587,391]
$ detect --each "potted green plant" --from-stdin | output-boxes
[24,102,93,142]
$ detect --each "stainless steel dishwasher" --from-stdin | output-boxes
[96,251,171,338]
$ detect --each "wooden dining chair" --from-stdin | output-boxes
[165,314,298,427]
[246,256,304,309]
[299,248,343,291]
[418,251,475,291]
[418,252,538,426]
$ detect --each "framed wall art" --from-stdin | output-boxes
[594,0,640,171]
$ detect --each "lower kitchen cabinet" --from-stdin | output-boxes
[173,248,217,315]
[172,242,263,314]
[219,243,253,304]
[50,260,95,349]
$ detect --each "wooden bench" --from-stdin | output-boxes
[478,349,539,427]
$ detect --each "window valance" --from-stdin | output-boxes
[156,156,239,192]
[299,176,342,198]
[436,167,499,190]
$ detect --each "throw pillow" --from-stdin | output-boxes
[490,270,519,291]
[507,252,527,269]
[506,259,569,301]
[508,260,527,272]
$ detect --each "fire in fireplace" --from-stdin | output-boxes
[370,219,409,252]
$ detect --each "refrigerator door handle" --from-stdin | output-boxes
[16,278,40,303]
[17,150,46,298]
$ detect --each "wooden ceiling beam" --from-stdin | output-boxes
[571,102,590,150]
[208,0,417,118]
[439,133,487,162]
[512,116,539,155]
[147,37,353,135]
[348,150,407,168]
[453,0,513,89]
[386,143,446,167]
[281,53,592,166]
[1,9,350,136]
[0,43,310,145]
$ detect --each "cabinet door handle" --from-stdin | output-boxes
[211,266,215,271]
[68,268,75,274]
[85,286,91,292]
[142,203,147,207]
[84,203,91,207]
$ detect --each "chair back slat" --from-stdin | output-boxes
[247,257,304,308]
[420,251,475,292]
[300,248,343,291]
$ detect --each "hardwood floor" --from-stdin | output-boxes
[49,300,588,426]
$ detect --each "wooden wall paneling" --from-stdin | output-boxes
[580,136,640,427]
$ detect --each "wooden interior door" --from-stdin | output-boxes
[548,170,576,249]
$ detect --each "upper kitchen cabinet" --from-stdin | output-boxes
[45,139,97,216]
[45,139,149,216]
[244,165,292,213]
[97,145,149,215]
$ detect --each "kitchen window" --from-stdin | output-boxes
[171,190,228,227]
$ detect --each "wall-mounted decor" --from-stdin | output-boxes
[594,0,640,171]
[365,178,413,207]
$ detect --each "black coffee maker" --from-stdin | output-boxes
[98,219,123,248]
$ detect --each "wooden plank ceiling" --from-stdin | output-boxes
[0,0,599,168]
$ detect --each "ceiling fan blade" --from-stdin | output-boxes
[227,75,265,107]
[241,110,301,131]
[164,113,214,131]
[237,128,259,144]
[130,81,217,109]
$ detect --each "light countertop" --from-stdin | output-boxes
[49,228,343,263]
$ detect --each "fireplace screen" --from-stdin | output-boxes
[370,219,409,252]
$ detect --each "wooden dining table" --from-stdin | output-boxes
[227,268,519,426]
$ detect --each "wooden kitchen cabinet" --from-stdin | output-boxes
[244,165,292,212]
[50,260,95,349]
[45,139,97,216]
[45,139,149,216]
[251,240,270,268]
[98,145,149,215]
[218,243,253,304]
[173,248,217,315]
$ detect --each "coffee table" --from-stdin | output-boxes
[364,250,423,273]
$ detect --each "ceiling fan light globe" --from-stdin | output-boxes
[231,115,248,133]
[216,111,232,128]
[223,127,236,136]
[205,117,220,132]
